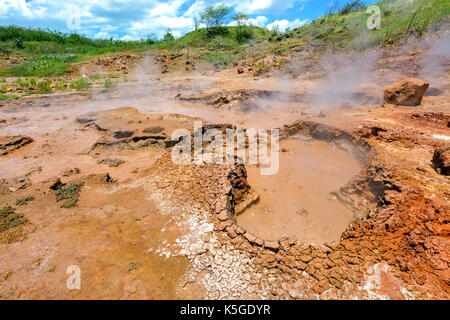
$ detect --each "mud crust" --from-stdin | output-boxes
[145,120,449,299]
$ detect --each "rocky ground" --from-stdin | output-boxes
[0,38,449,300]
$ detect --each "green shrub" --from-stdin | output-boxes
[339,0,366,15]
[9,54,78,77]
[16,196,35,206]
[203,53,232,67]
[72,77,91,90]
[0,206,27,232]
[0,95,20,100]
[54,182,84,208]
[37,79,52,92]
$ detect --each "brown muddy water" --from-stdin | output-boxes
[0,80,360,245]
[236,138,362,244]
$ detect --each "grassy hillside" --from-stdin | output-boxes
[288,0,450,50]
[0,0,448,79]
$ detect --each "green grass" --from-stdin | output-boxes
[37,79,52,92]
[54,182,84,208]
[0,206,27,233]
[103,78,115,89]
[126,262,139,273]
[202,53,234,67]
[0,0,448,78]
[155,26,269,50]
[290,0,450,50]
[71,77,91,90]
[7,54,78,77]
[0,26,158,77]
[0,95,20,100]
[16,196,35,206]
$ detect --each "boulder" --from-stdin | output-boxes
[384,78,429,106]
[432,143,450,175]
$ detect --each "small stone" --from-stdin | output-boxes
[264,241,280,251]
[236,226,246,235]
[254,238,264,247]
[201,232,212,242]
[243,232,256,243]
[217,210,230,221]
[299,255,313,263]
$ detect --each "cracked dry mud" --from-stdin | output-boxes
[0,47,449,300]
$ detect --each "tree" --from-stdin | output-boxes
[339,0,366,15]
[270,24,281,36]
[232,12,250,42]
[163,28,175,42]
[326,1,340,15]
[232,12,249,28]
[201,5,230,30]
[146,32,157,44]
[194,18,200,31]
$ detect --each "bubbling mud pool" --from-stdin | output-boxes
[236,138,362,244]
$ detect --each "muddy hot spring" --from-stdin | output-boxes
[236,127,367,245]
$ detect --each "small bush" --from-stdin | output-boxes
[16,196,35,206]
[339,0,366,15]
[13,38,24,49]
[72,77,91,90]
[103,78,115,89]
[236,27,253,43]
[203,53,232,67]
[0,95,20,100]
[37,79,52,92]
[0,206,27,233]
[9,54,78,77]
[54,182,84,208]
[210,37,234,50]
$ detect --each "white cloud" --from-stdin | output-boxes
[248,16,268,27]
[233,0,307,14]
[183,0,206,18]
[149,0,184,17]
[127,14,193,39]
[227,15,268,27]
[266,18,308,32]
[93,31,112,39]
[121,34,138,41]
[0,0,311,40]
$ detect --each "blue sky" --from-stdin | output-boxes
[0,0,379,40]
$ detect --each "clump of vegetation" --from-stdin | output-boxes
[54,80,67,90]
[0,206,27,233]
[72,77,91,90]
[103,78,115,89]
[0,95,20,100]
[292,0,450,50]
[4,54,78,77]
[54,182,84,208]
[13,37,24,49]
[16,196,35,206]
[37,79,52,92]
[201,5,231,37]
[339,0,366,15]
[126,262,139,273]
[143,126,164,134]
[163,28,175,42]
[202,53,233,67]
[233,12,253,43]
